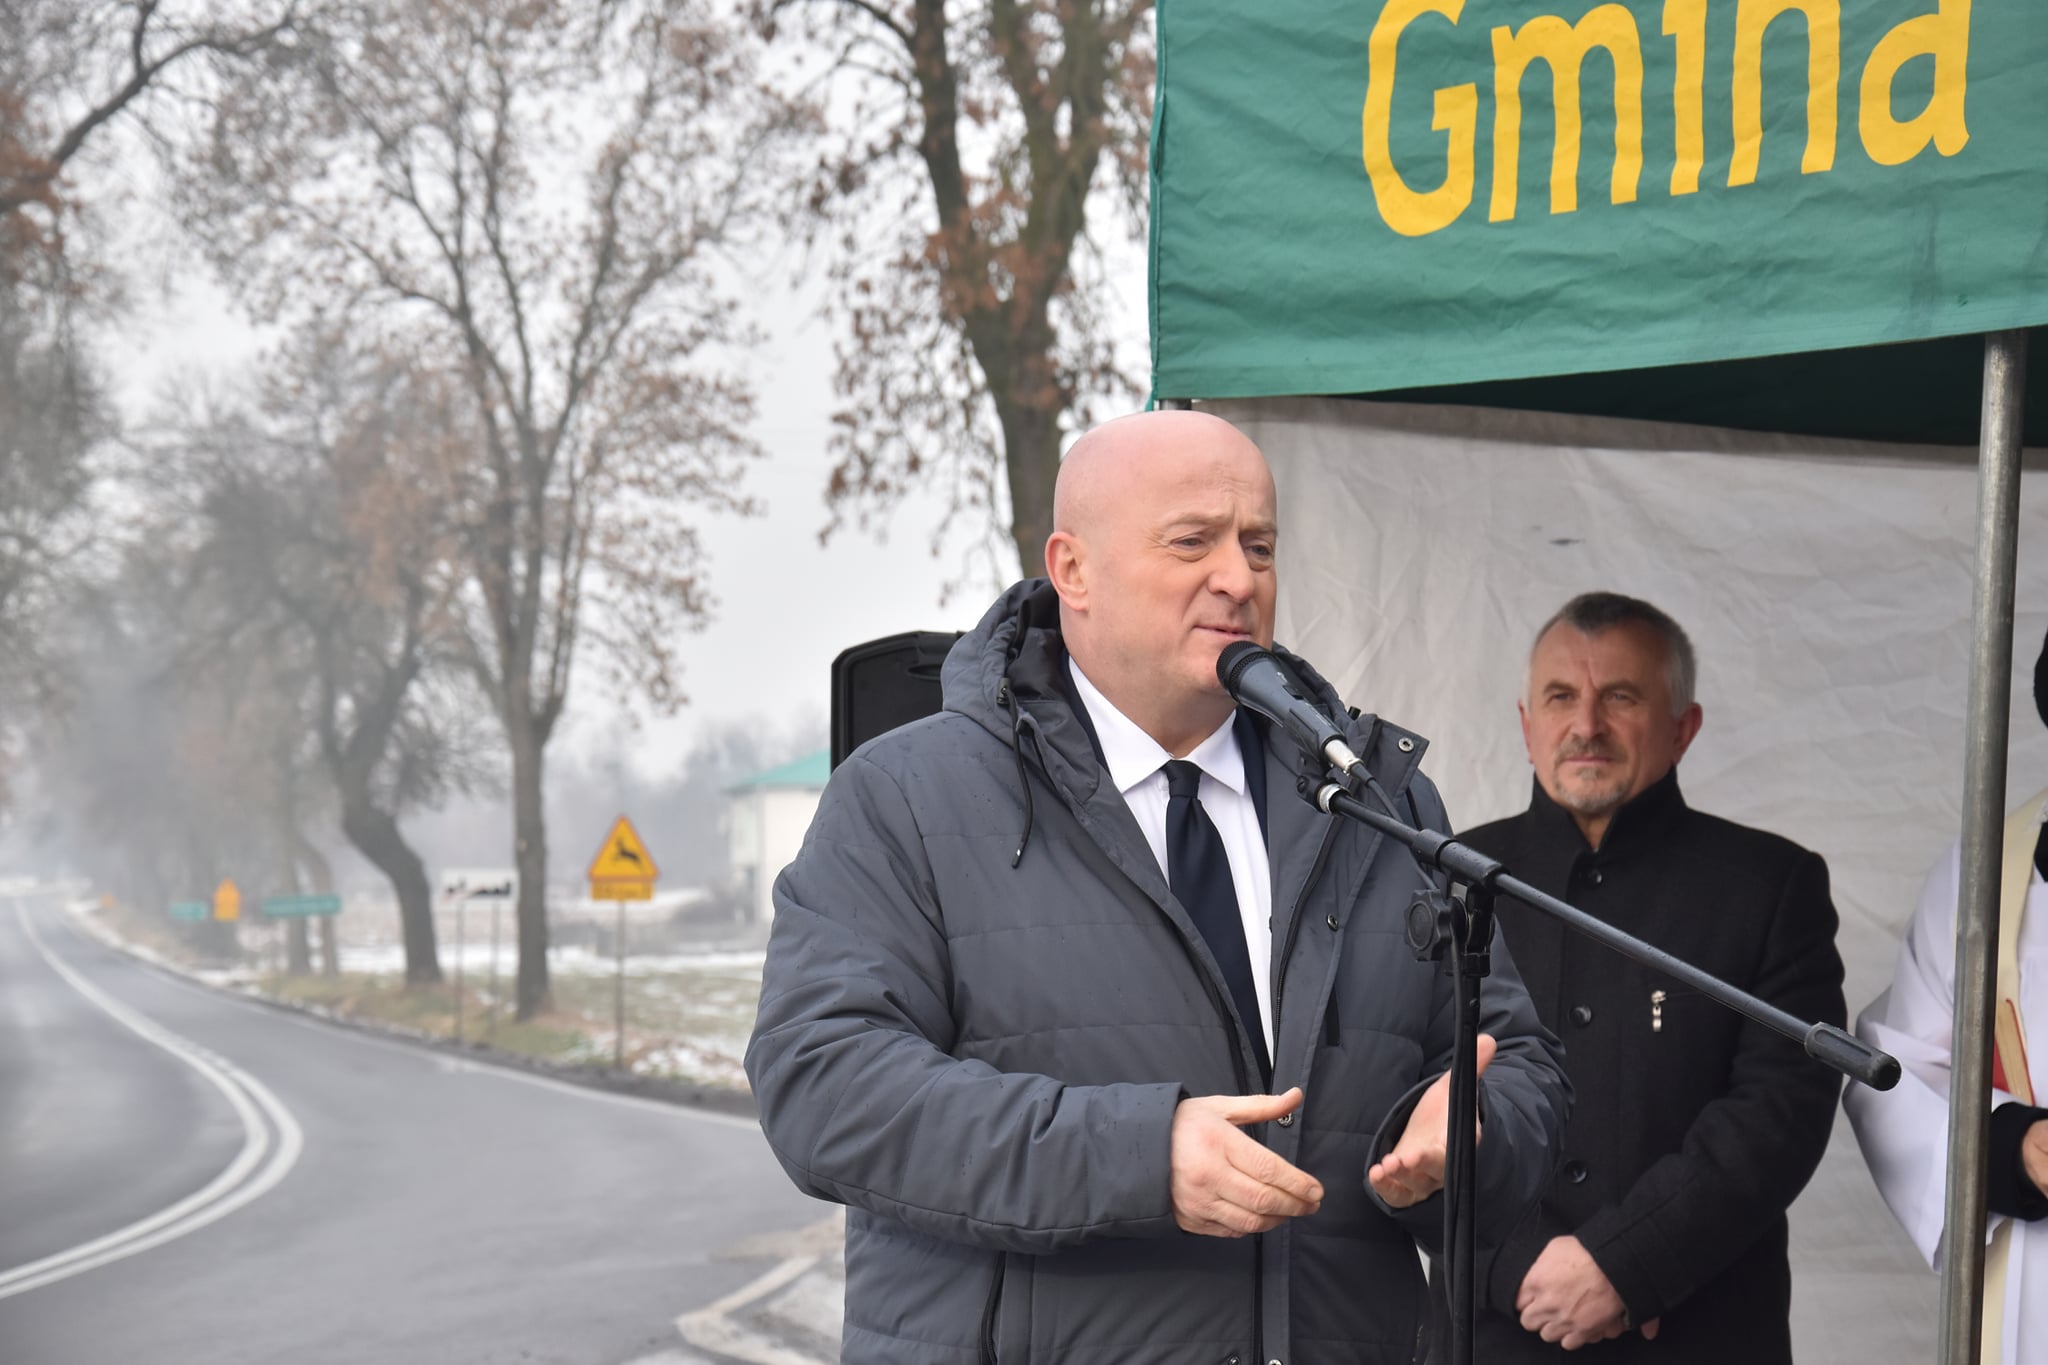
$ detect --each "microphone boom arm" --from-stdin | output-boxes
[1310,780,1899,1091]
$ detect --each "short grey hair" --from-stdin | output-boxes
[1532,592,1697,714]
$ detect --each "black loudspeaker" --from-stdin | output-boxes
[830,631,965,768]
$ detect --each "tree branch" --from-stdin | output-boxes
[1,1,299,218]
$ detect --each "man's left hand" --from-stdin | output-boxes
[1367,1033,1495,1208]
[2024,1118,2048,1198]
[1516,1235,1632,1350]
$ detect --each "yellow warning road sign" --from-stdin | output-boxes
[589,815,658,901]
[213,879,242,922]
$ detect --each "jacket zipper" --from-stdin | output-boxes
[1272,818,1344,1029]
[1254,817,1340,1365]
[979,1252,1007,1365]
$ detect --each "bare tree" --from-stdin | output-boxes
[184,0,810,1017]
[167,329,492,986]
[0,0,299,220]
[763,0,1153,577]
[0,0,298,731]
[0,255,105,720]
[34,542,299,953]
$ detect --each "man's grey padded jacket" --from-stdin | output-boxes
[746,582,1569,1365]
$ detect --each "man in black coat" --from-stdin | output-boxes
[1458,592,1845,1361]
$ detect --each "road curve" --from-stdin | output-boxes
[1,900,305,1301]
[0,897,828,1365]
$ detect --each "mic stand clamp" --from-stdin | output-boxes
[1404,879,1494,1365]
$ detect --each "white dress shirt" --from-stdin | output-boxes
[1068,660,1274,1047]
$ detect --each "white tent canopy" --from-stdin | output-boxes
[1218,394,2048,1363]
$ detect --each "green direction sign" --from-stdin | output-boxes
[169,901,210,922]
[260,894,342,918]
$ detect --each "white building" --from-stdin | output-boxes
[725,750,830,924]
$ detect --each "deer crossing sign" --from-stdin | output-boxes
[588,815,659,902]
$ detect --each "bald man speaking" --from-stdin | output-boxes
[747,411,1568,1365]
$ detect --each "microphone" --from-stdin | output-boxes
[1216,641,1368,782]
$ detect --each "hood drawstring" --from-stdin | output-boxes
[1001,677,1036,868]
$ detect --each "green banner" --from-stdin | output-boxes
[1150,0,2048,400]
[260,894,342,918]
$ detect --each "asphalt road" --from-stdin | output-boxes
[0,895,828,1365]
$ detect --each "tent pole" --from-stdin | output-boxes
[1941,328,2030,1365]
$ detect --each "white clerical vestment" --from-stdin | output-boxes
[1848,839,2048,1365]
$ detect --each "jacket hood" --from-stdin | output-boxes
[942,578,1063,738]
[941,580,1103,848]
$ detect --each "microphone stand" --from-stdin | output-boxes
[1306,776,1900,1365]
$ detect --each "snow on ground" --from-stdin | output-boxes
[334,941,766,977]
[624,1040,749,1089]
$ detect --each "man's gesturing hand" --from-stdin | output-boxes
[1171,1088,1324,1237]
[1368,1033,1496,1208]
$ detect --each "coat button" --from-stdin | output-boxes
[1277,1112,1295,1127]
[1587,868,1604,886]
[1564,1160,1588,1184]
[1569,1005,1594,1027]
[1224,1356,1240,1365]
[1326,913,1340,930]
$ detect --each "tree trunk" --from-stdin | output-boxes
[509,718,551,1020]
[317,914,339,977]
[997,383,1065,578]
[339,802,440,985]
[286,918,312,974]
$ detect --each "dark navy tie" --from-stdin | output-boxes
[1163,759,1271,1082]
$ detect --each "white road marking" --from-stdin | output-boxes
[673,1253,829,1365]
[73,905,764,1132]
[0,902,306,1300]
[658,1214,845,1365]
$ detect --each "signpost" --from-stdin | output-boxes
[169,901,209,922]
[260,894,342,917]
[212,880,241,923]
[256,894,340,975]
[588,816,658,1070]
[438,869,517,1045]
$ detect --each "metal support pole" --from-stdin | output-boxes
[614,896,628,1071]
[486,899,501,1046]
[1941,328,2030,1365]
[453,894,467,1047]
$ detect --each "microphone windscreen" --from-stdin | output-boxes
[1217,639,1267,692]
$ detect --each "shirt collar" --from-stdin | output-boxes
[1528,766,1688,857]
[1067,659,1246,799]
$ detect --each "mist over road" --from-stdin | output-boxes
[0,896,826,1365]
